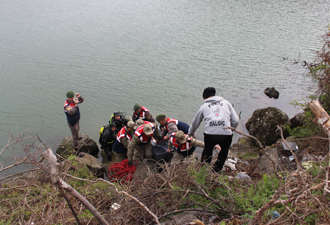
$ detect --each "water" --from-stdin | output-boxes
[1,0,329,176]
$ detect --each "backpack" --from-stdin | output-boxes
[99,125,116,145]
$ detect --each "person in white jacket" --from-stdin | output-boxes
[188,87,239,172]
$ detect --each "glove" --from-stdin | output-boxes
[128,159,133,166]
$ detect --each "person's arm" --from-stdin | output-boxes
[229,104,239,128]
[153,125,162,141]
[127,136,139,165]
[75,93,84,103]
[121,137,130,149]
[145,111,155,123]
[190,138,205,148]
[132,113,136,122]
[188,106,204,136]
[167,140,174,153]
[167,122,178,135]
[64,104,78,115]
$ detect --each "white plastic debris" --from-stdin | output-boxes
[235,172,251,180]
[111,203,121,210]
[224,159,237,171]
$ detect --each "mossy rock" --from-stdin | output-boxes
[56,133,99,159]
[74,153,105,177]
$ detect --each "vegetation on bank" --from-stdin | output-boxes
[1,27,330,225]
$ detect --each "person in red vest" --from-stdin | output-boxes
[132,104,155,123]
[64,91,84,156]
[155,114,191,141]
[112,121,136,162]
[169,130,221,158]
[127,122,161,165]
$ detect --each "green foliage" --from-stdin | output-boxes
[234,174,282,219]
[283,110,321,138]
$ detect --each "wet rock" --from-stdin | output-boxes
[245,107,289,146]
[289,112,307,130]
[75,153,105,177]
[264,87,279,99]
[56,134,99,159]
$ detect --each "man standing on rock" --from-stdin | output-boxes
[64,91,84,156]
[188,87,239,172]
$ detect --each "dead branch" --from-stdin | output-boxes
[277,125,302,172]
[64,173,161,225]
[224,126,282,179]
[40,148,109,225]
[0,168,40,182]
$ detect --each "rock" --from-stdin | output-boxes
[264,87,279,99]
[245,107,289,146]
[289,112,307,129]
[134,160,156,180]
[252,147,282,175]
[74,153,105,177]
[56,134,99,159]
[237,136,258,148]
[160,211,199,225]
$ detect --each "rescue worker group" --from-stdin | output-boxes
[64,87,239,173]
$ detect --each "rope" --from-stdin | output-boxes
[108,159,137,182]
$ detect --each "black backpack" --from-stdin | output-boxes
[99,125,116,145]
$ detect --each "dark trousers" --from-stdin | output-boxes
[202,134,233,170]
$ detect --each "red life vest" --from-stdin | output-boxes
[164,118,178,132]
[134,123,155,143]
[169,132,192,151]
[64,99,80,126]
[133,106,149,120]
[116,127,132,143]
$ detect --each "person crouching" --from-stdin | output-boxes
[127,122,160,165]
[169,130,221,158]
[112,121,136,162]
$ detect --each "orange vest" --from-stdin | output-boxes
[169,132,192,151]
[116,127,132,143]
[134,123,155,143]
[133,106,149,120]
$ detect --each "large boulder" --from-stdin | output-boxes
[56,133,99,159]
[245,107,289,146]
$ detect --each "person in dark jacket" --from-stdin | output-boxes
[99,123,117,161]
[64,91,84,156]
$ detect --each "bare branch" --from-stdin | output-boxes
[65,173,161,225]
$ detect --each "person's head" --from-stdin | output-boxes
[110,123,116,131]
[156,114,167,126]
[126,121,137,132]
[114,112,121,121]
[143,124,153,137]
[202,87,216,99]
[66,91,75,101]
[136,119,144,127]
[133,104,141,114]
[175,130,186,144]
